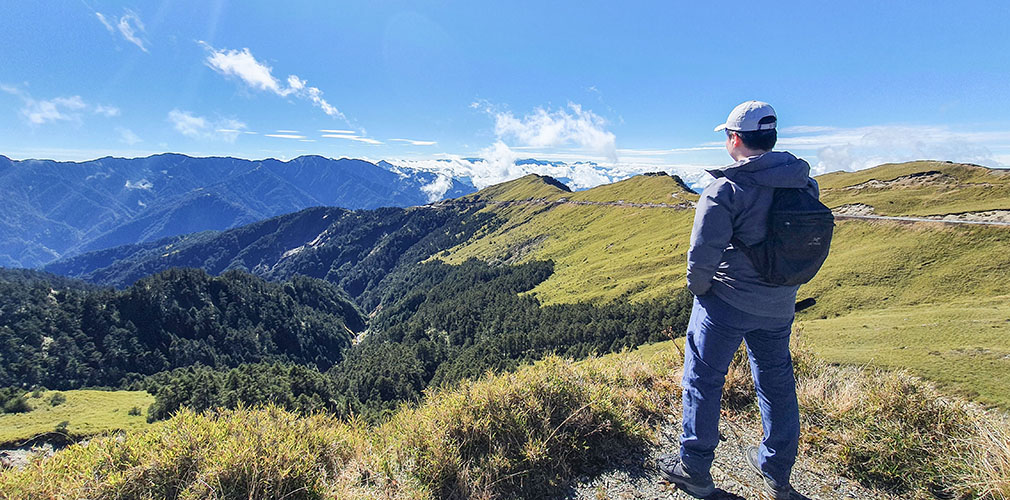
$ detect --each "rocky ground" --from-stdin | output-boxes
[566,414,895,500]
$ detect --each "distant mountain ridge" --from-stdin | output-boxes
[0,153,475,268]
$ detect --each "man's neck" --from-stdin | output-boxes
[730,149,770,161]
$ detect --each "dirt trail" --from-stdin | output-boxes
[566,414,896,500]
[429,199,1010,228]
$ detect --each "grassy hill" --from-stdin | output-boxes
[442,173,699,305]
[436,162,1010,408]
[818,160,1010,216]
[0,390,153,446]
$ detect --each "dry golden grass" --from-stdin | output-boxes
[2,343,1008,499]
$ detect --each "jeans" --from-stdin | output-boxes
[679,292,799,487]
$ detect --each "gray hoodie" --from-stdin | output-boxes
[686,151,819,318]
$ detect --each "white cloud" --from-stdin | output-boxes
[321,134,382,145]
[117,11,148,52]
[117,127,142,145]
[203,45,284,93]
[275,129,300,133]
[167,109,245,142]
[93,104,120,117]
[2,85,120,125]
[420,174,454,202]
[125,178,153,190]
[779,124,1007,175]
[320,129,355,134]
[95,12,114,32]
[390,138,437,146]
[490,103,617,161]
[95,10,148,52]
[200,42,345,119]
[265,133,306,139]
[779,125,837,134]
[383,147,714,192]
[617,146,724,155]
[22,95,86,125]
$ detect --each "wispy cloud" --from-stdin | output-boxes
[778,124,1008,174]
[167,109,245,142]
[1,85,119,125]
[265,133,306,139]
[200,42,345,120]
[617,146,724,155]
[390,138,437,146]
[321,134,382,144]
[320,129,355,134]
[95,12,114,32]
[275,129,300,133]
[95,9,148,52]
[117,127,142,145]
[93,104,120,117]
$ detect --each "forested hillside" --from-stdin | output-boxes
[0,268,363,389]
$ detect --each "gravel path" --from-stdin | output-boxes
[565,414,896,500]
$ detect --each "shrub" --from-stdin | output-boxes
[2,396,31,414]
[48,392,66,406]
[377,354,679,499]
[128,406,142,416]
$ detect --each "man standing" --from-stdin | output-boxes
[659,101,819,499]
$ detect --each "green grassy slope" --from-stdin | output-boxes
[465,173,572,202]
[443,163,1010,408]
[796,297,1010,408]
[564,173,697,204]
[0,390,154,445]
[442,174,699,305]
[818,160,1010,216]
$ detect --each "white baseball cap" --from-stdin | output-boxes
[714,100,777,132]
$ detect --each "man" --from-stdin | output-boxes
[658,101,818,499]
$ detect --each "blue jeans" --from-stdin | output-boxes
[679,293,799,487]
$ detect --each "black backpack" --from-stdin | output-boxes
[730,188,834,286]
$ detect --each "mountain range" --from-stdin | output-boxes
[0,154,475,268]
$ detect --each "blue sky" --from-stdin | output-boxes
[2,1,1008,187]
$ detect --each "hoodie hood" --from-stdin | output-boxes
[706,151,811,188]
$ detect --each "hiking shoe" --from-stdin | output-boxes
[657,453,715,498]
[744,446,804,500]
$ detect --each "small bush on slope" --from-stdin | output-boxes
[797,363,1010,499]
[0,407,366,499]
[375,355,679,499]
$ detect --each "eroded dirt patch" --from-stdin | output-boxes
[833,203,876,216]
[843,171,959,190]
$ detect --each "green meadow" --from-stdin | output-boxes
[443,174,699,305]
[0,390,154,446]
[796,297,1010,408]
